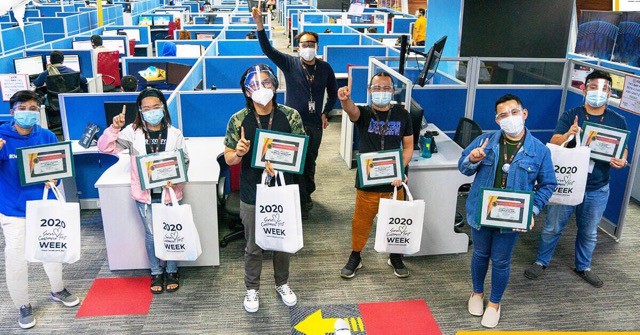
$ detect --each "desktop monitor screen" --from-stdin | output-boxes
[103,30,118,36]
[72,40,93,50]
[46,54,81,72]
[196,33,214,40]
[167,62,192,85]
[153,15,173,27]
[104,102,138,129]
[14,55,44,76]
[128,62,167,86]
[119,29,141,41]
[175,44,203,57]
[417,36,447,87]
[138,15,153,26]
[103,39,126,55]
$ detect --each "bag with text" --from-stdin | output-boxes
[152,188,202,261]
[547,133,590,206]
[255,171,303,253]
[25,183,81,263]
[374,182,425,255]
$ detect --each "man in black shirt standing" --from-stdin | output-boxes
[252,6,338,218]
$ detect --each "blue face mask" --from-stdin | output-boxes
[371,92,392,107]
[142,109,165,126]
[14,111,40,128]
[585,90,608,108]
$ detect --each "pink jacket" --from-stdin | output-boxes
[97,124,189,205]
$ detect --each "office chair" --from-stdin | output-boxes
[452,117,483,230]
[46,72,82,133]
[96,50,121,92]
[217,156,243,248]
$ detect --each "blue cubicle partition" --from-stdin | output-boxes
[155,40,213,57]
[77,8,98,29]
[349,66,369,105]
[412,87,468,134]
[391,17,416,34]
[123,57,199,77]
[37,5,65,18]
[193,16,224,24]
[23,23,46,49]
[204,42,217,56]
[24,49,94,79]
[74,35,129,58]
[215,40,265,56]
[203,56,278,90]
[314,33,359,56]
[0,24,26,54]
[325,45,389,74]
[103,25,152,45]
[222,29,271,40]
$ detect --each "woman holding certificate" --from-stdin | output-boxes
[97,88,189,294]
[458,94,556,328]
[223,64,305,313]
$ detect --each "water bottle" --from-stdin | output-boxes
[420,135,432,158]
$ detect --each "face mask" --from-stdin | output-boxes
[251,87,274,106]
[14,111,40,128]
[299,48,316,62]
[585,90,608,108]
[499,115,524,137]
[142,109,164,126]
[371,92,392,107]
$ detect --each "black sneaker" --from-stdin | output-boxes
[388,254,410,278]
[524,263,547,280]
[18,304,35,329]
[574,269,603,288]
[340,252,362,279]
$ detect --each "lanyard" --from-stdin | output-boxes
[585,110,605,124]
[145,129,164,154]
[302,63,315,99]
[254,109,274,130]
[371,107,392,150]
[500,135,524,189]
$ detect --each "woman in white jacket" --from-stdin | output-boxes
[97,88,189,294]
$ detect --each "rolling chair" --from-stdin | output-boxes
[46,72,82,133]
[217,156,244,248]
[96,50,121,92]
[452,117,483,231]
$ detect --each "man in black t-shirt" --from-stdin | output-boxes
[337,72,414,279]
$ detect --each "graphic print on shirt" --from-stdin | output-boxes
[368,120,401,136]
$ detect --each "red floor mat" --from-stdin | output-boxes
[358,299,441,335]
[76,277,153,317]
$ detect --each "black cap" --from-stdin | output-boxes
[136,88,167,110]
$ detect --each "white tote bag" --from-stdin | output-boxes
[25,183,81,264]
[152,187,202,261]
[374,182,425,255]
[547,133,591,206]
[255,171,304,253]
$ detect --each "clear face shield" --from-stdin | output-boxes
[243,66,277,95]
[584,78,611,108]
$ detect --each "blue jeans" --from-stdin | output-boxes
[471,227,520,304]
[136,200,178,276]
[536,184,610,271]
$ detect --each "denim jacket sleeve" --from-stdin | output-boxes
[531,143,557,215]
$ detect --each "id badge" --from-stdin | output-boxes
[308,100,315,113]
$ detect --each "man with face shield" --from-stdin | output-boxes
[224,64,305,313]
[252,6,338,219]
[458,94,556,328]
[337,72,414,280]
[0,91,81,329]
[525,70,628,288]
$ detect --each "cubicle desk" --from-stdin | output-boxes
[407,124,474,256]
[95,137,224,270]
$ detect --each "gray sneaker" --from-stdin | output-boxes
[387,255,410,278]
[524,262,546,280]
[51,288,80,307]
[340,252,362,279]
[574,269,603,288]
[18,304,36,329]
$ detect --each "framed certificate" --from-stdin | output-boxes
[136,149,188,190]
[580,121,629,162]
[479,188,534,230]
[356,149,404,187]
[17,142,75,186]
[251,129,309,174]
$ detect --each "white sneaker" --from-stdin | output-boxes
[275,284,297,307]
[468,293,484,316]
[243,289,259,313]
[481,305,501,328]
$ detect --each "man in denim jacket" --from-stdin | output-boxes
[458,94,556,328]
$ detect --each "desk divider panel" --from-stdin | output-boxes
[391,17,416,34]
[349,66,369,104]
[216,40,265,56]
[24,23,45,49]
[325,45,388,74]
[204,56,277,90]
[1,25,26,54]
[27,17,66,34]
[155,40,213,57]
[412,87,467,134]
[25,49,94,79]
[314,33,359,56]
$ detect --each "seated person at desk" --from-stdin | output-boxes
[161,42,177,56]
[91,35,108,52]
[121,75,138,92]
[245,31,257,40]
[179,30,191,40]
[32,51,88,92]
[97,88,189,294]
[202,2,216,24]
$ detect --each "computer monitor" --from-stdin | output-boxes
[138,15,153,26]
[103,39,127,55]
[103,30,118,36]
[13,55,44,76]
[166,62,192,85]
[119,29,141,41]
[416,36,447,87]
[45,54,81,72]
[196,33,214,40]
[104,102,138,129]
[72,40,93,50]
[175,44,203,57]
[153,15,172,27]
[128,62,168,86]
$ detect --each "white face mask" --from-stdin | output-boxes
[251,87,274,106]
[499,115,524,137]
[299,48,316,62]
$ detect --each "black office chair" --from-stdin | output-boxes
[46,72,82,133]
[217,156,244,248]
[452,117,483,230]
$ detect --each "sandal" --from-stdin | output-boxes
[150,274,164,294]
[165,272,179,292]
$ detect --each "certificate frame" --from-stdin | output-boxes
[580,121,629,162]
[479,188,534,230]
[136,149,188,190]
[17,141,75,186]
[356,149,404,188]
[250,129,309,174]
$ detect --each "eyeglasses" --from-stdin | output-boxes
[299,41,317,48]
[140,104,164,112]
[369,85,394,92]
[495,108,522,120]
[246,80,274,91]
[13,106,40,112]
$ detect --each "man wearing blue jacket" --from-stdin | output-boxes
[0,91,80,329]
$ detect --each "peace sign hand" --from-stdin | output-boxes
[469,138,489,163]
